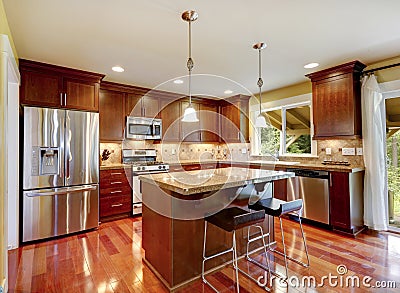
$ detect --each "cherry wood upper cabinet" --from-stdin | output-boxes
[220,95,250,143]
[126,93,160,118]
[181,101,201,142]
[199,103,220,142]
[125,93,142,117]
[306,61,366,139]
[99,89,125,141]
[19,59,104,111]
[160,98,181,142]
[64,77,99,111]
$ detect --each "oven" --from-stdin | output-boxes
[126,117,162,140]
[132,169,169,215]
[122,149,169,216]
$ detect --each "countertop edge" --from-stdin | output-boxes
[166,160,364,173]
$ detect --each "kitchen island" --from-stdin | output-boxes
[139,167,294,290]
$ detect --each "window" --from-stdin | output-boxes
[253,99,315,156]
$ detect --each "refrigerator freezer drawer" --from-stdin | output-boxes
[22,184,99,242]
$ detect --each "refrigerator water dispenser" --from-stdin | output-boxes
[32,147,60,175]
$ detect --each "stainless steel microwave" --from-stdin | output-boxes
[126,117,162,140]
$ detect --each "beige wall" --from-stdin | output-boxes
[0,0,17,60]
[0,0,17,288]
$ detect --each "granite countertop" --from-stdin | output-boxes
[139,167,295,195]
[100,163,131,170]
[166,159,364,173]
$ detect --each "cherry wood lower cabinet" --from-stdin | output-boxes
[329,171,364,235]
[99,168,132,221]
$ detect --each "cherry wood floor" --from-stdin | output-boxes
[8,217,400,292]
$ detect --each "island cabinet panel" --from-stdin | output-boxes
[220,95,250,143]
[19,59,104,111]
[306,60,366,139]
[99,89,125,141]
[329,171,364,235]
[99,168,132,220]
[273,167,288,201]
[160,98,181,142]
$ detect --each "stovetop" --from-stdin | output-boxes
[128,161,166,166]
[321,160,350,166]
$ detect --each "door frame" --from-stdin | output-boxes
[0,34,20,292]
[380,79,400,232]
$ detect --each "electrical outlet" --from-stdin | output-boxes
[241,148,247,154]
[171,149,176,155]
[326,147,332,155]
[342,147,355,155]
[356,147,363,155]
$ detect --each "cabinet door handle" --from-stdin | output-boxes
[60,93,63,106]
[111,181,122,185]
[110,190,122,194]
[64,93,67,106]
[329,173,332,187]
[143,107,146,116]
[111,172,122,175]
[111,203,123,207]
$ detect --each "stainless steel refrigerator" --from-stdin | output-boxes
[22,106,99,242]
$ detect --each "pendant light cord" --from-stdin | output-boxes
[258,48,263,115]
[187,20,194,106]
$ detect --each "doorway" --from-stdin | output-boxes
[385,97,400,229]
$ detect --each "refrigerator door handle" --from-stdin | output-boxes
[25,185,97,197]
[65,113,72,180]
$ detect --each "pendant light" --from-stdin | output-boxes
[181,10,199,122]
[254,42,268,128]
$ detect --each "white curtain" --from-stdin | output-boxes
[362,75,388,231]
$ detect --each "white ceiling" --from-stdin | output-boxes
[4,0,400,97]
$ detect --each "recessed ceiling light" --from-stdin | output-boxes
[304,62,319,69]
[224,90,233,94]
[174,79,184,84]
[112,66,124,72]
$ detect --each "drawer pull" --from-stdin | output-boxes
[111,203,123,207]
[111,181,122,185]
[110,190,122,194]
[111,172,122,175]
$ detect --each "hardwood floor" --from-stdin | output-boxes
[8,217,400,292]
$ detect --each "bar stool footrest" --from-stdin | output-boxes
[269,248,309,268]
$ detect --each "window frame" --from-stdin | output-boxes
[251,94,317,157]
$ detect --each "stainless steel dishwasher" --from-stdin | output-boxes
[287,169,330,224]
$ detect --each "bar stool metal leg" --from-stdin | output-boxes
[232,230,240,293]
[298,213,310,267]
[267,212,310,280]
[279,217,289,279]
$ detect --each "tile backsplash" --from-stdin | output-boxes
[100,139,364,166]
[100,141,251,164]
[279,138,364,166]
[317,139,364,166]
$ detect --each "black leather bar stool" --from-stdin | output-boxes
[248,198,310,280]
[202,207,268,292]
